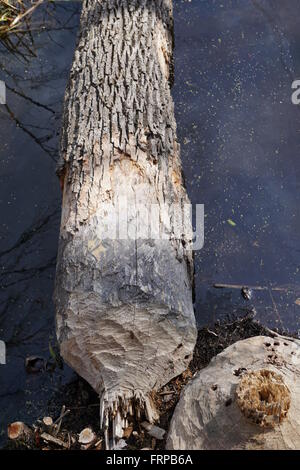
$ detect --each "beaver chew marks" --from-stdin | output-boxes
[236,369,291,427]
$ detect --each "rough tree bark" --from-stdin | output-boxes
[54,0,196,446]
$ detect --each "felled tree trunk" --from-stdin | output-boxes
[54,0,196,445]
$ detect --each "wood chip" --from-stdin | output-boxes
[123,425,133,439]
[94,439,103,450]
[40,432,69,449]
[78,427,96,445]
[141,421,166,440]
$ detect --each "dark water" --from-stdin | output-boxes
[175,0,300,329]
[0,0,299,445]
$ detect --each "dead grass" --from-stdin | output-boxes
[0,1,43,38]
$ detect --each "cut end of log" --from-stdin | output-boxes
[8,422,31,440]
[78,427,96,445]
[42,417,53,427]
[236,369,291,427]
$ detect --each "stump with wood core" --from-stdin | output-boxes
[167,335,300,450]
[54,0,197,445]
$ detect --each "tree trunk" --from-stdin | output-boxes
[54,0,196,445]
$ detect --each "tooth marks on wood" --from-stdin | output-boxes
[55,0,196,449]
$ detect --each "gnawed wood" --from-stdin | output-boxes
[54,0,196,448]
[167,335,300,450]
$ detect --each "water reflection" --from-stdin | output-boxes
[0,2,81,446]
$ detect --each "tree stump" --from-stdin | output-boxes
[167,335,300,450]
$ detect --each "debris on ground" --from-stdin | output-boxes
[6,315,294,450]
[25,356,45,374]
[141,422,166,440]
[241,287,253,300]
